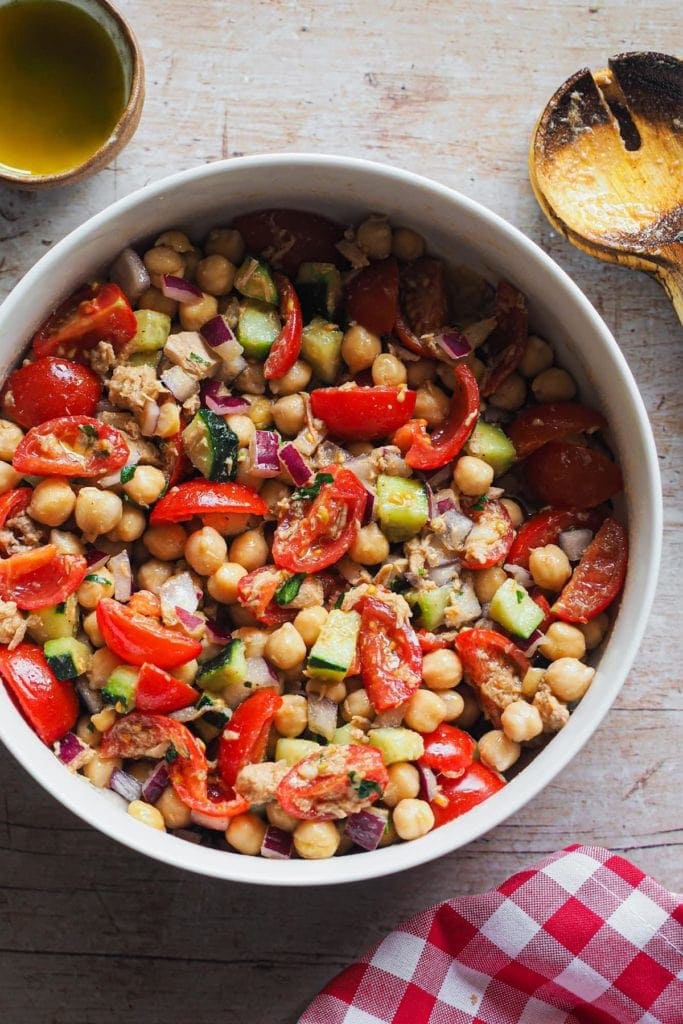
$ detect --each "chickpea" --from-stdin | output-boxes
[224,414,254,449]
[171,659,198,685]
[108,504,147,543]
[538,621,586,661]
[137,559,174,594]
[392,798,435,841]
[88,648,122,689]
[293,605,328,647]
[500,498,524,528]
[266,801,299,832]
[138,286,178,319]
[144,524,187,561]
[0,419,24,461]
[258,479,290,512]
[529,544,572,592]
[348,523,390,566]
[185,526,227,576]
[439,689,465,721]
[382,762,420,808]
[453,455,494,496]
[143,244,184,284]
[341,325,381,373]
[406,360,436,389]
[122,465,166,507]
[155,229,194,254]
[207,562,246,604]
[236,628,270,659]
[490,372,526,411]
[520,334,554,378]
[246,394,272,428]
[0,461,22,493]
[83,752,121,787]
[77,568,115,610]
[155,786,192,829]
[414,383,449,426]
[457,687,482,730]
[272,394,306,436]
[28,478,76,527]
[404,689,446,733]
[371,353,407,387]
[274,694,308,738]
[521,667,545,699]
[75,487,123,540]
[195,254,236,295]
[422,649,463,691]
[265,622,306,670]
[90,707,117,733]
[128,800,166,831]
[544,658,595,701]
[532,367,576,403]
[82,610,104,647]
[226,812,267,855]
[474,566,507,603]
[202,512,251,537]
[153,401,181,440]
[356,215,392,259]
[391,226,425,261]
[229,529,269,571]
[342,688,374,723]
[76,714,100,748]
[501,700,543,742]
[313,679,347,704]
[478,729,520,771]
[293,820,340,859]
[204,227,245,264]
[269,359,312,396]
[179,291,218,332]
[580,613,609,651]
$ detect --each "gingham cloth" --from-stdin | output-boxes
[299,846,683,1024]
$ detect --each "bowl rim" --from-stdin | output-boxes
[0,153,662,885]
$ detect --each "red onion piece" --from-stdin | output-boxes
[110,550,132,603]
[85,545,109,570]
[206,619,232,645]
[140,399,161,437]
[261,825,293,860]
[417,763,439,802]
[361,488,375,525]
[159,572,199,626]
[109,247,150,303]
[372,705,405,728]
[75,678,103,714]
[249,430,281,478]
[558,528,593,562]
[279,443,312,486]
[345,810,386,851]
[435,329,471,360]
[519,628,546,657]
[54,732,90,767]
[175,607,205,636]
[202,379,251,415]
[307,694,338,742]
[141,761,170,803]
[200,316,245,365]
[109,768,143,802]
[161,365,200,403]
[161,274,203,304]
[246,656,279,687]
[436,495,457,515]
[504,563,533,588]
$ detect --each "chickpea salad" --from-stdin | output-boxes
[0,209,628,861]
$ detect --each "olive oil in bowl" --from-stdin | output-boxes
[0,0,132,180]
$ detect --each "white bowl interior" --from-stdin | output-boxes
[0,155,661,885]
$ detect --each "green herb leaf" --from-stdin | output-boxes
[472,494,489,512]
[120,465,137,484]
[85,573,109,585]
[79,423,98,441]
[165,743,179,764]
[55,601,66,614]
[334,592,345,610]
[516,589,524,604]
[348,771,382,801]
[275,573,306,606]
[293,472,334,501]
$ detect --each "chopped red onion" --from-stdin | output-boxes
[261,825,293,860]
[307,694,338,742]
[159,571,199,625]
[435,329,471,360]
[161,274,203,304]
[345,810,386,851]
[109,549,132,603]
[191,808,232,831]
[463,315,497,349]
[436,495,457,515]
[141,761,170,803]
[161,365,200,403]
[279,443,312,486]
[201,315,241,354]
[175,607,205,636]
[249,430,281,478]
[428,562,460,586]
[417,763,439,802]
[109,768,143,802]
[361,488,375,525]
[201,379,251,415]
[246,656,279,687]
[345,453,374,486]
[559,528,593,562]
[519,628,546,658]
[504,563,533,588]
[140,399,161,437]
[205,619,232,645]
[75,678,103,714]
[424,463,452,490]
[109,247,150,303]
[85,545,109,570]
[372,705,405,728]
[54,732,90,768]
[293,425,322,458]
[440,507,475,550]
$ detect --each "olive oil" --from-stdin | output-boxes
[0,0,126,176]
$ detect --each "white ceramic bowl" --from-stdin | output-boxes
[0,155,661,885]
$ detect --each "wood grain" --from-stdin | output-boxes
[0,2,681,1021]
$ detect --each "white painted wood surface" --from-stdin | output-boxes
[0,2,681,1021]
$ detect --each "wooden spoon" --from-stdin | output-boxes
[529,52,683,324]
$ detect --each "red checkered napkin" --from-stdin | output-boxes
[299,846,683,1024]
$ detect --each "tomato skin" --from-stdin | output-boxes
[150,480,267,524]
[358,596,422,712]
[96,599,202,669]
[0,488,32,530]
[1,357,102,429]
[420,724,476,777]
[480,280,528,397]
[32,283,137,360]
[345,258,399,336]
[0,642,78,745]
[431,760,505,827]
[232,208,344,276]
[460,498,515,570]
[417,629,453,654]
[0,544,87,610]
[12,416,129,478]
[507,507,601,568]
[455,628,530,727]
[218,689,283,789]
[272,466,367,573]
[236,566,294,626]
[552,517,627,623]
[399,257,449,335]
[135,663,197,714]
[276,744,388,821]
[398,364,480,471]
[508,402,607,460]
[263,274,303,380]
[525,442,623,509]
[310,386,417,441]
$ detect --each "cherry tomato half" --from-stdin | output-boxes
[218,689,283,789]
[0,642,79,745]
[399,257,449,336]
[236,566,294,627]
[395,363,480,471]
[431,760,505,827]
[508,402,607,460]
[12,416,129,478]
[276,744,388,821]
[454,628,529,728]
[150,480,268,524]
[525,441,623,509]
[0,544,87,610]
[358,595,422,712]
[552,517,628,623]
[419,724,476,777]
[32,283,137,360]
[460,498,515,570]
[263,274,303,381]
[0,488,32,530]
[479,280,528,398]
[135,663,198,715]
[232,208,345,276]
[507,507,601,568]
[310,386,417,441]
[1,357,102,430]
[345,258,399,336]
[96,599,202,669]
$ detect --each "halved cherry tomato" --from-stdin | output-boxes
[1,357,102,430]
[358,595,422,712]
[395,364,479,471]
[159,421,192,490]
[101,712,248,824]
[419,724,476,777]
[276,744,388,821]
[508,402,607,460]
[0,488,32,529]
[236,566,294,627]
[399,257,449,336]
[417,629,453,654]
[12,416,129,478]
[150,480,268,524]
[32,283,137,360]
[507,507,601,568]
[552,517,628,623]
[0,643,78,745]
[479,280,528,397]
[310,386,417,441]
[135,663,197,715]
[460,498,514,570]
[531,591,554,633]
[232,208,345,276]
[272,466,367,573]
[431,760,505,827]
[264,273,303,380]
[345,258,399,336]
[0,544,87,610]
[525,442,623,509]
[96,599,202,669]
[455,628,530,727]
[218,689,282,789]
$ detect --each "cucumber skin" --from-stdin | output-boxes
[197,639,248,692]
[376,475,429,542]
[465,421,516,477]
[237,299,281,359]
[307,609,361,681]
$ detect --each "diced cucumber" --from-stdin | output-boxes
[307,609,361,681]
[409,585,453,630]
[368,727,424,765]
[296,262,342,321]
[489,578,544,639]
[275,737,321,766]
[237,299,281,359]
[27,595,78,643]
[464,420,516,477]
[234,257,278,304]
[127,350,162,368]
[44,637,91,680]
[332,724,357,745]
[182,409,238,482]
[197,639,248,692]
[300,317,344,383]
[128,309,171,353]
[376,474,429,542]
[102,665,139,711]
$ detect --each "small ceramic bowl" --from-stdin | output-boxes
[0,0,144,190]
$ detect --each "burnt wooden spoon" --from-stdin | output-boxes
[530,52,683,324]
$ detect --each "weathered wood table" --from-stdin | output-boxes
[1,2,681,1021]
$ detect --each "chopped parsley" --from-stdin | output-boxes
[516,589,524,604]
[55,601,66,614]
[348,771,383,801]
[472,494,489,512]
[85,573,109,585]
[293,472,334,501]
[189,352,210,366]
[334,592,345,610]
[165,743,179,764]
[120,465,137,484]
[78,423,98,441]
[275,573,306,606]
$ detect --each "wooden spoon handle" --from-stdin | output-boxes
[655,242,683,326]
